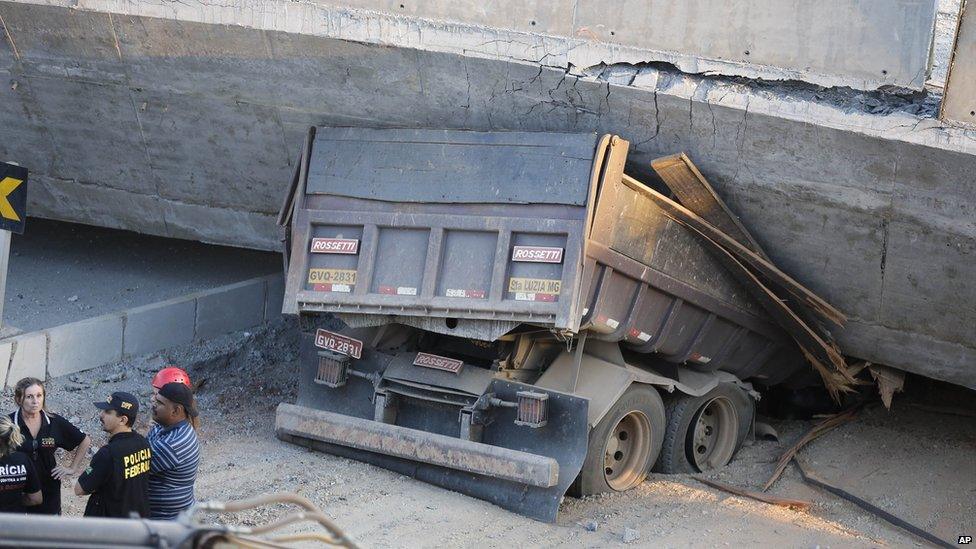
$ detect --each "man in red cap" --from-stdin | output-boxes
[147,382,200,520]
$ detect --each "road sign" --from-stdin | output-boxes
[0,162,27,235]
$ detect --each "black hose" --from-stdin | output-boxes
[793,457,954,549]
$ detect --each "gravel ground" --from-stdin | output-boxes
[3,319,972,548]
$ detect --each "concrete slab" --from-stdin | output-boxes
[5,219,279,332]
[28,175,170,237]
[133,91,290,213]
[35,0,944,90]
[46,313,123,377]
[195,278,266,340]
[123,297,196,358]
[0,74,57,176]
[6,331,46,387]
[26,78,154,195]
[324,0,577,36]
[573,0,936,89]
[880,220,975,349]
[0,1,973,388]
[0,2,124,80]
[158,200,279,251]
[836,321,973,389]
[116,16,277,102]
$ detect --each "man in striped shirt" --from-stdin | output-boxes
[147,382,200,520]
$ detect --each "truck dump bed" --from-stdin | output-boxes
[282,127,801,384]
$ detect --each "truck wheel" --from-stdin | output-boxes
[570,385,666,497]
[653,383,752,474]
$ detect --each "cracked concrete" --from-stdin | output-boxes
[0,1,974,389]
[12,0,943,91]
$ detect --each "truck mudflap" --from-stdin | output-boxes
[276,334,588,521]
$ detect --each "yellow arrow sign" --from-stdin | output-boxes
[0,176,23,222]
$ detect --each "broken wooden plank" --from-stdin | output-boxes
[693,226,853,398]
[618,175,852,396]
[651,153,770,261]
[869,364,905,410]
[622,174,846,326]
[763,407,859,491]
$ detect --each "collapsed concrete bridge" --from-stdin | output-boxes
[0,0,974,390]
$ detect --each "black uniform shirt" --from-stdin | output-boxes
[0,451,41,513]
[77,431,151,519]
[10,410,86,492]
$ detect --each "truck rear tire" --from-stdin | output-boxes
[570,385,666,497]
[653,383,753,474]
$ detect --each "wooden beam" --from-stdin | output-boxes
[651,153,770,261]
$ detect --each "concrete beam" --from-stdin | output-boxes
[47,314,124,377]
[123,297,196,358]
[0,2,972,388]
[7,0,938,91]
[5,332,46,386]
[194,278,267,340]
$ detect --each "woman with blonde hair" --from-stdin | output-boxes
[0,415,42,512]
[9,377,90,514]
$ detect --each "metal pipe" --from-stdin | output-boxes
[0,513,201,548]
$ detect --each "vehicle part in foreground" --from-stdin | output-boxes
[0,492,358,548]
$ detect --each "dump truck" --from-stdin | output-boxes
[275,127,810,521]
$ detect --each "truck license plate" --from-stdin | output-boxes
[308,268,357,285]
[509,277,561,302]
[314,329,363,359]
[413,352,463,374]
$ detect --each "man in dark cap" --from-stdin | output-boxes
[73,391,151,518]
[147,382,200,520]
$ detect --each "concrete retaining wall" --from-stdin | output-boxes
[0,273,285,388]
[0,2,974,388]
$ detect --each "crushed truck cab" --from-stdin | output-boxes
[276,127,805,521]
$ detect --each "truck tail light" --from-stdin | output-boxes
[515,391,548,428]
[315,353,349,388]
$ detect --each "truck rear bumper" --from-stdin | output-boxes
[275,402,559,487]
